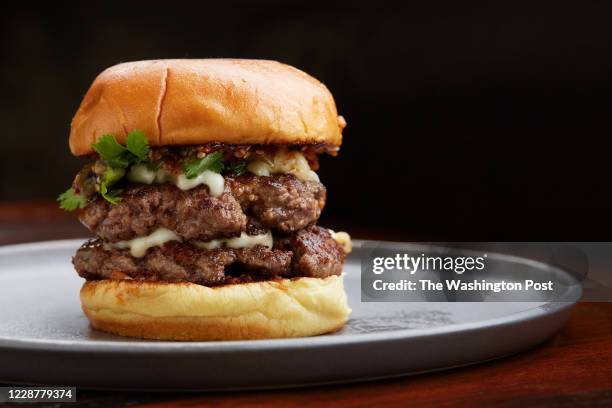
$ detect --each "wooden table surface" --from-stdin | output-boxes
[1,201,611,408]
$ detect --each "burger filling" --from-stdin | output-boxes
[78,174,325,243]
[60,131,350,287]
[74,226,345,286]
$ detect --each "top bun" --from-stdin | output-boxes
[69,59,345,156]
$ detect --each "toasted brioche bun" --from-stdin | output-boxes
[69,59,345,156]
[80,275,350,341]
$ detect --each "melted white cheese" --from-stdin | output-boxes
[175,172,224,196]
[246,160,272,177]
[329,229,352,254]
[273,149,320,182]
[110,228,180,258]
[127,164,157,184]
[247,149,319,182]
[127,164,225,197]
[193,231,273,250]
[126,149,317,195]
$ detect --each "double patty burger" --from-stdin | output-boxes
[59,59,352,340]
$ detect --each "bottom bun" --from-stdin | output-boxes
[80,275,350,341]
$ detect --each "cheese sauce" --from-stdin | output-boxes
[126,149,318,198]
[127,164,225,197]
[193,231,273,250]
[109,228,180,258]
[247,149,319,182]
[329,229,352,253]
[107,228,274,257]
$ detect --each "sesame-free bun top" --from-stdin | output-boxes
[69,59,346,156]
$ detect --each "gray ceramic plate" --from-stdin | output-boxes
[0,240,580,390]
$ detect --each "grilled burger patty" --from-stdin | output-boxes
[79,174,326,243]
[73,226,345,286]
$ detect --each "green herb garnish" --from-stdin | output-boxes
[183,151,225,179]
[57,188,88,211]
[59,130,151,210]
[125,130,150,161]
[92,130,149,169]
[92,135,126,165]
[227,160,247,176]
[99,166,125,204]
[93,131,150,204]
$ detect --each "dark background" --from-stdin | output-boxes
[1,2,611,240]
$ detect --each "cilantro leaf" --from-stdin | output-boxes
[93,132,151,169]
[101,188,123,204]
[183,151,225,179]
[90,132,152,204]
[125,130,150,161]
[57,188,87,211]
[108,154,131,169]
[100,166,125,204]
[103,166,125,186]
[92,135,126,164]
[227,160,247,176]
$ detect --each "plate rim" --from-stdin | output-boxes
[0,238,581,353]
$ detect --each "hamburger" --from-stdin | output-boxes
[58,59,352,340]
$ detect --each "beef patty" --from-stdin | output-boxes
[73,226,345,286]
[79,174,326,243]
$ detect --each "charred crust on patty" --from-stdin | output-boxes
[79,174,325,243]
[73,226,343,287]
